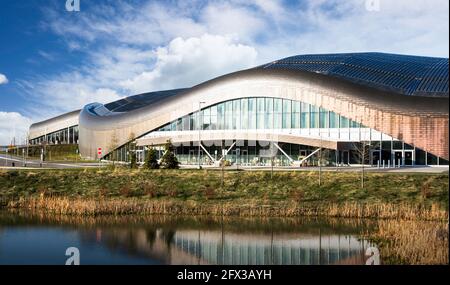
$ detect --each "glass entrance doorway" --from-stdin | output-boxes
[340,151,349,165]
[394,151,403,166]
[371,150,380,166]
[404,151,413,166]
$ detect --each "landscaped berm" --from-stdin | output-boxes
[0,168,448,264]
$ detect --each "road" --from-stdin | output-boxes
[1,154,448,173]
[0,154,102,169]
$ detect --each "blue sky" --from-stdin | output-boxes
[0,0,449,144]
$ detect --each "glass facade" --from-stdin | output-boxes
[158,97,364,132]
[29,125,79,145]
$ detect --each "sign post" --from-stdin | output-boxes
[98,148,102,167]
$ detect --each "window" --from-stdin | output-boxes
[265,98,274,129]
[300,102,310,128]
[233,99,241,129]
[319,108,329,128]
[257,98,265,129]
[350,120,360,128]
[202,108,210,130]
[182,116,190,131]
[248,98,257,129]
[241,98,248,130]
[273,98,282,129]
[340,117,349,128]
[310,105,319,128]
[282,99,291,129]
[291,101,300,129]
[225,101,233,129]
[217,103,225,130]
[329,111,339,128]
[210,106,217,130]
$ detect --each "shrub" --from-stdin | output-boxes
[145,147,160,169]
[129,152,137,169]
[160,140,180,169]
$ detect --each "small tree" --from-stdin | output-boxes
[145,147,159,169]
[160,140,180,169]
[108,133,119,165]
[129,152,137,169]
[351,141,371,189]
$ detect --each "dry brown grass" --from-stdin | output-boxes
[7,197,448,221]
[366,220,449,265]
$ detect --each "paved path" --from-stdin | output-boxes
[1,154,448,173]
[0,155,101,169]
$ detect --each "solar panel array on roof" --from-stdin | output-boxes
[260,53,449,97]
[104,88,188,112]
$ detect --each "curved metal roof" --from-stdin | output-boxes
[259,52,449,97]
[104,88,188,112]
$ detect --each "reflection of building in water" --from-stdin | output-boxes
[172,230,370,265]
[86,228,372,265]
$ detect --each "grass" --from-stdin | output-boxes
[363,220,448,265]
[0,168,448,220]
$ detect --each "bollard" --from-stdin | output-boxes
[388,160,390,168]
[377,160,380,169]
[382,160,385,168]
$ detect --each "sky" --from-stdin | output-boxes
[0,0,449,145]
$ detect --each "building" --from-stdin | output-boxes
[29,52,449,167]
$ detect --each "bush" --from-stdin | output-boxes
[160,140,180,169]
[145,147,159,169]
[129,152,137,169]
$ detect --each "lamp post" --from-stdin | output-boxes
[198,101,206,169]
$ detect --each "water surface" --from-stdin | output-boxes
[0,211,376,265]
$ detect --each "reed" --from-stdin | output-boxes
[7,196,448,221]
[364,220,449,265]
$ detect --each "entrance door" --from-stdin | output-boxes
[341,151,349,165]
[404,151,413,166]
[371,150,380,166]
[394,151,403,167]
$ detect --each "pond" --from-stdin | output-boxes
[0,211,377,265]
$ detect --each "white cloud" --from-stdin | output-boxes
[0,73,8,85]
[0,112,33,145]
[120,34,258,94]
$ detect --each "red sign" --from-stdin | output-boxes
[97,148,102,155]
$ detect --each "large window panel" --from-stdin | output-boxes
[300,102,310,128]
[241,98,248,130]
[249,98,257,129]
[217,103,225,130]
[319,108,329,128]
[291,101,300,129]
[233,99,241,130]
[257,98,265,129]
[282,99,291,129]
[210,105,217,130]
[225,101,233,130]
[329,111,339,128]
[310,105,319,128]
[340,116,349,128]
[265,98,274,129]
[202,108,210,130]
